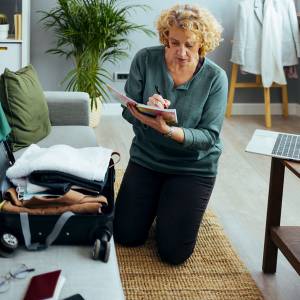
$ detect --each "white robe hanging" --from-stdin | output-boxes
[231,0,300,87]
[261,0,286,87]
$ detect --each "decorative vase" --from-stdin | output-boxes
[14,14,22,40]
[0,24,9,39]
[89,97,102,128]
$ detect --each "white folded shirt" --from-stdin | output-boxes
[6,144,113,182]
[11,177,48,194]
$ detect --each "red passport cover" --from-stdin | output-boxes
[23,270,62,300]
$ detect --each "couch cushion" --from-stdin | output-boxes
[0,65,51,151]
[14,126,97,159]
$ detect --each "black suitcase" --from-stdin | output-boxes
[0,141,115,262]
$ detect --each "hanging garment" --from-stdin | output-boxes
[231,0,264,75]
[280,0,300,65]
[261,0,286,87]
[231,0,300,87]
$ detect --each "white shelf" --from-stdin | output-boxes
[0,0,30,73]
[0,38,23,43]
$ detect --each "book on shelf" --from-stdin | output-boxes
[23,269,65,300]
[106,84,178,125]
[14,14,22,40]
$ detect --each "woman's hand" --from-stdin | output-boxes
[147,94,171,109]
[127,103,170,134]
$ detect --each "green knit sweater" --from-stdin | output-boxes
[122,46,228,177]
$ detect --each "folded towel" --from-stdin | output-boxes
[6,144,113,182]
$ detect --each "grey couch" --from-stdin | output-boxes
[17,91,97,155]
[0,91,124,300]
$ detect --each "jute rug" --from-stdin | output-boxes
[114,169,264,300]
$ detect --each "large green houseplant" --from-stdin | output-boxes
[40,0,154,123]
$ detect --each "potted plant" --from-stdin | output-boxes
[39,0,154,127]
[0,14,9,40]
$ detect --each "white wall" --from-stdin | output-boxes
[30,0,300,104]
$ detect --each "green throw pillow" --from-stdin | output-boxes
[0,65,51,151]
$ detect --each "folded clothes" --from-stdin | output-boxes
[1,200,103,215]
[10,177,48,194]
[28,170,106,194]
[6,144,113,182]
[2,187,108,215]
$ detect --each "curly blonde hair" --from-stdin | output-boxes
[156,4,223,57]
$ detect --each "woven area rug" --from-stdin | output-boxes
[114,169,264,300]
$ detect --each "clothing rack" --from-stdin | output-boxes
[226,63,288,128]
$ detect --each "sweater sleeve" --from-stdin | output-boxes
[122,49,147,125]
[182,70,228,151]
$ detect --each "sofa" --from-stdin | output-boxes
[0,91,124,300]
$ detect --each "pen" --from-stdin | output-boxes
[155,85,167,108]
[155,85,161,95]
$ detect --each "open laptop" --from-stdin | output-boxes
[246,129,300,161]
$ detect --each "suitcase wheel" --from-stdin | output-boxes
[92,239,110,263]
[0,232,19,258]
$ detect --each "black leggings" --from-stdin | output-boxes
[113,161,216,265]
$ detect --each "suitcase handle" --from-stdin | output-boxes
[109,152,121,168]
[20,211,74,251]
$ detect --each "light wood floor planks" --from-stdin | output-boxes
[95,114,300,300]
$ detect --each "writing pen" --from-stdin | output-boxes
[155,85,167,108]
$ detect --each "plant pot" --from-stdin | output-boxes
[89,97,102,128]
[0,24,9,39]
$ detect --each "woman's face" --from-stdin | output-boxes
[167,26,201,66]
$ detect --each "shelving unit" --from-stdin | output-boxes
[0,0,30,74]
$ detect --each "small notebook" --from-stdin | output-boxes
[106,83,178,124]
[23,270,65,300]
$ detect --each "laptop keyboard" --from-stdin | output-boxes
[272,134,300,160]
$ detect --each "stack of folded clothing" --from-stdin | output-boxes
[0,144,113,215]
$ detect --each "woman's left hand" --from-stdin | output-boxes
[127,103,169,134]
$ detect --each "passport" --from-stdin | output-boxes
[23,269,65,300]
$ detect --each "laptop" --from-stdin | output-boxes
[246,129,300,161]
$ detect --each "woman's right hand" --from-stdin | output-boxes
[147,94,170,109]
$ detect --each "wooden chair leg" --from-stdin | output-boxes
[281,85,288,118]
[226,63,238,118]
[256,75,262,85]
[264,88,272,128]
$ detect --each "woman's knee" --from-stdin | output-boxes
[157,240,195,265]
[113,219,148,247]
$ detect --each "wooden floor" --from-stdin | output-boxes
[95,114,300,300]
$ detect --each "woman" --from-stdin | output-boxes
[113,4,228,265]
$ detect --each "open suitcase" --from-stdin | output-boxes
[0,141,115,262]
